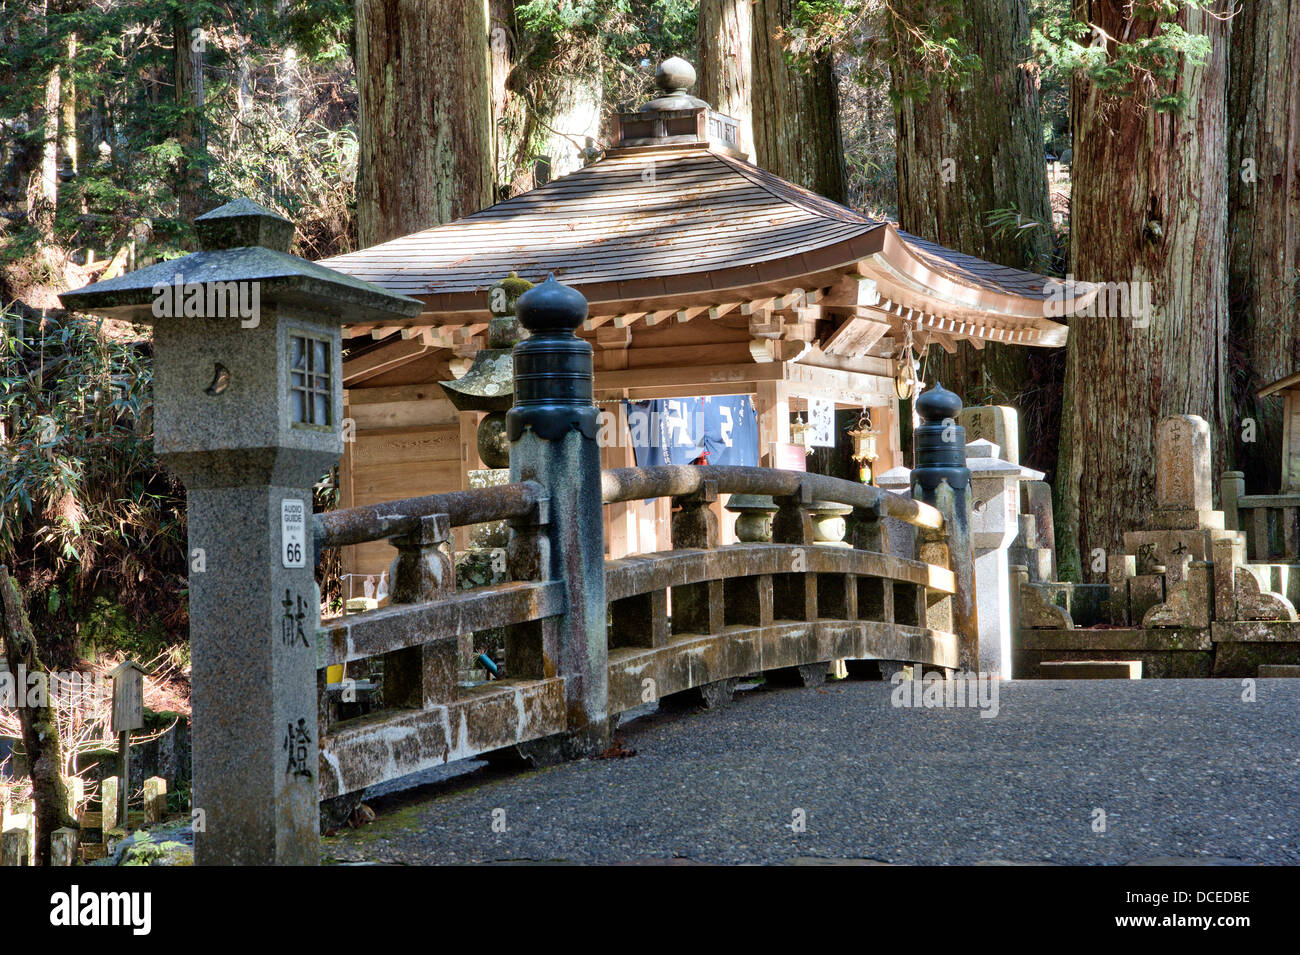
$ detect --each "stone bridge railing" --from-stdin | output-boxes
[311,457,968,803]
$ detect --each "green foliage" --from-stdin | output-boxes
[789,1,983,101]
[1031,0,1218,113]
[0,308,187,661]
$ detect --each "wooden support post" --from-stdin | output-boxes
[117,730,130,830]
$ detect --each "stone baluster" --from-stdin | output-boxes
[503,485,559,681]
[772,483,818,621]
[381,514,456,709]
[670,480,723,636]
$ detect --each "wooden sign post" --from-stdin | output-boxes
[109,659,145,829]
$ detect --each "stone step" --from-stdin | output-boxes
[1257,664,1300,678]
[1039,659,1142,680]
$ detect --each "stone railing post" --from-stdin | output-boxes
[911,384,980,673]
[60,199,422,865]
[671,480,722,635]
[383,514,456,709]
[1220,470,1244,531]
[506,275,609,756]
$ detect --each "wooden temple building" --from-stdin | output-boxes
[321,59,1098,585]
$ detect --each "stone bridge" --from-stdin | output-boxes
[311,277,980,826]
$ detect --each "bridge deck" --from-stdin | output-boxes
[323,678,1300,865]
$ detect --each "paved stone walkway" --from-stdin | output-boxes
[323,678,1300,865]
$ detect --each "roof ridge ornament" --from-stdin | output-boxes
[641,57,710,112]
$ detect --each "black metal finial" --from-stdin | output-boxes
[515,273,587,333]
[912,382,970,491]
[915,382,962,423]
[507,275,599,443]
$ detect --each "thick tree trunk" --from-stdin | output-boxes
[1227,0,1300,492]
[36,62,59,233]
[0,568,76,866]
[892,0,1054,411]
[356,0,494,247]
[751,0,847,203]
[173,13,205,223]
[697,0,754,159]
[1058,1,1231,578]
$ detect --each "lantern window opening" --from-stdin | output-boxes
[289,331,334,428]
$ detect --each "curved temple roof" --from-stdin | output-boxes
[322,140,1096,351]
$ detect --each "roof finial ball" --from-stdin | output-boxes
[642,57,709,112]
[656,56,696,95]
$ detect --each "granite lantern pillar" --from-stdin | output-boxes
[61,199,421,864]
[506,275,609,755]
[910,384,981,673]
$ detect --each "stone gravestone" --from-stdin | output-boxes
[958,405,1019,465]
[1016,481,1057,582]
[1123,415,1240,583]
[1155,415,1213,518]
[62,199,422,864]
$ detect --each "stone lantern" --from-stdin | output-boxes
[438,272,532,469]
[965,438,1044,678]
[61,198,422,864]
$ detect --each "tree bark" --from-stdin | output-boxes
[0,568,76,866]
[30,0,60,237]
[356,0,494,247]
[1227,0,1300,491]
[59,30,77,178]
[1059,1,1231,578]
[892,0,1054,411]
[697,0,754,159]
[173,11,206,223]
[751,0,847,203]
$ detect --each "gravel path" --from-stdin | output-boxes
[323,677,1300,865]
